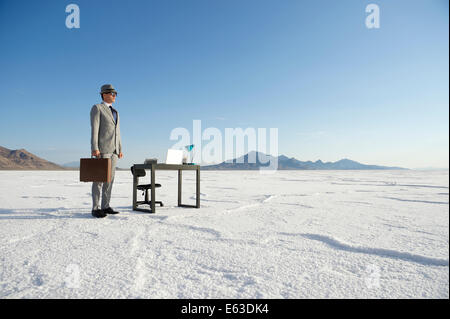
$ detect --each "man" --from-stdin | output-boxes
[90,84,123,218]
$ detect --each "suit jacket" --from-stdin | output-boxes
[90,102,122,154]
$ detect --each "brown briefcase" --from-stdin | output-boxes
[80,157,111,182]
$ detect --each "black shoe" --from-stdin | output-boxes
[103,207,119,215]
[92,209,107,218]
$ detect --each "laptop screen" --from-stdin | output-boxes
[166,149,184,164]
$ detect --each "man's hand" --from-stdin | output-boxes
[119,152,123,159]
[92,150,100,158]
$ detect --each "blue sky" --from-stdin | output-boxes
[0,0,448,169]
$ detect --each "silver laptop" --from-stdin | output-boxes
[166,149,184,164]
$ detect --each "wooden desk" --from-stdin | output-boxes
[132,163,200,213]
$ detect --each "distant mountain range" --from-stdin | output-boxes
[62,161,80,168]
[0,146,64,170]
[202,151,406,170]
[0,147,407,171]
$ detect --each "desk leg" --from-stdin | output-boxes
[151,165,156,213]
[196,168,200,208]
[178,169,182,206]
[132,167,137,210]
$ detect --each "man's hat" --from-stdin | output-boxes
[100,84,117,94]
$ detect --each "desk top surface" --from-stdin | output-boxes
[133,163,200,170]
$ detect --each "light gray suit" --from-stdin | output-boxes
[90,102,122,210]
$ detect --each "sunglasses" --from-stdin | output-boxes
[105,92,117,97]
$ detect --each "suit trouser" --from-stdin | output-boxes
[92,153,118,210]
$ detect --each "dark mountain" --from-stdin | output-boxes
[0,146,65,170]
[201,151,406,170]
